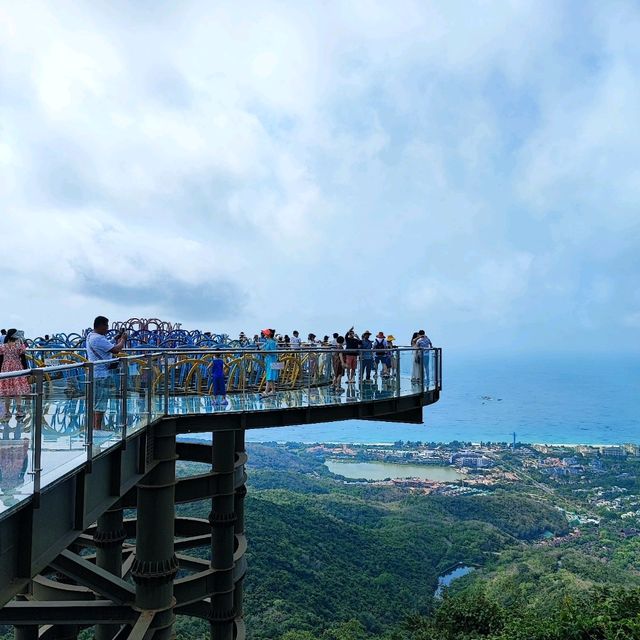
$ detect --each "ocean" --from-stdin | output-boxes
[245,353,640,445]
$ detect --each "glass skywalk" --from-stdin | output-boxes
[0,347,441,514]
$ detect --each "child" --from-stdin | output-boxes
[209,352,228,405]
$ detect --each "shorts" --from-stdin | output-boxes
[212,376,226,396]
[375,355,391,367]
[345,355,357,369]
[94,376,115,413]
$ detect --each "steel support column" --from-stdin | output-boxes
[95,501,126,640]
[131,423,179,639]
[233,430,246,625]
[209,430,236,640]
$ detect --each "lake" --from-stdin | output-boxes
[325,460,461,481]
[435,565,476,598]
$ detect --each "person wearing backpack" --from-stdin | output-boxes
[374,332,389,378]
[416,329,433,387]
[359,331,374,382]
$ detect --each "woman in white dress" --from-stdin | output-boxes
[410,331,421,383]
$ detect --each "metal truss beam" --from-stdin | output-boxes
[49,550,135,604]
[0,600,136,625]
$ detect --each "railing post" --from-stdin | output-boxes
[242,352,246,411]
[120,365,127,443]
[31,369,44,500]
[85,362,94,465]
[419,348,425,392]
[396,350,401,397]
[146,354,153,422]
[307,350,312,407]
[163,354,169,416]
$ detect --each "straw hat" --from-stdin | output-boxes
[386,334,395,342]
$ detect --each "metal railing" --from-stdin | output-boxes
[0,347,441,514]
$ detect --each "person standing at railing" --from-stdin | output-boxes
[416,329,433,387]
[332,336,346,391]
[290,331,302,349]
[85,316,127,431]
[359,331,374,382]
[386,334,398,377]
[344,328,361,384]
[208,352,228,406]
[0,329,30,419]
[260,329,278,397]
[410,332,420,382]
[374,332,389,379]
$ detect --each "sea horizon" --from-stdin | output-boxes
[237,353,639,446]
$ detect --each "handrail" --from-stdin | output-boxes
[0,346,441,516]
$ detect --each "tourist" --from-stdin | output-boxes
[85,316,128,431]
[0,329,30,419]
[209,352,228,405]
[307,333,319,379]
[374,331,389,378]
[290,330,302,349]
[386,334,397,376]
[410,331,420,382]
[332,336,346,391]
[344,327,361,384]
[416,329,433,386]
[330,332,339,347]
[359,330,374,382]
[261,329,279,396]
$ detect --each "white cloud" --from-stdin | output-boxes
[0,0,638,352]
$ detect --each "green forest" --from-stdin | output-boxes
[172,444,640,639]
[3,443,639,640]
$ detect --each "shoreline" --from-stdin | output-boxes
[246,439,633,448]
[178,434,635,448]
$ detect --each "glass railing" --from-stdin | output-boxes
[0,347,441,515]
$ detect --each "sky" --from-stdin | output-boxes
[1,0,639,354]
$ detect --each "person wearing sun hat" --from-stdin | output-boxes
[360,330,374,382]
[374,331,390,378]
[386,334,397,376]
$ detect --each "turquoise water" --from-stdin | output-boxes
[325,460,461,481]
[247,354,640,445]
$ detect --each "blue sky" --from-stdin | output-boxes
[1,0,638,353]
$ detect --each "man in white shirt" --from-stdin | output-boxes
[86,316,127,431]
[290,331,302,349]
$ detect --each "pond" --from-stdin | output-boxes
[325,460,461,482]
[434,565,475,598]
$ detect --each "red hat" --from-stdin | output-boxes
[261,328,272,338]
[376,331,385,338]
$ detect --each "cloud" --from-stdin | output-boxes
[0,0,638,352]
